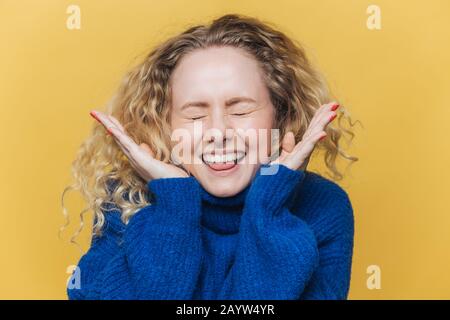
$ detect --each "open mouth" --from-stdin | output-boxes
[202,151,246,172]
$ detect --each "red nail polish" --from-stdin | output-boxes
[331,103,340,111]
[329,114,337,122]
[90,111,99,122]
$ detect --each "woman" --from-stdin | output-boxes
[64,13,358,300]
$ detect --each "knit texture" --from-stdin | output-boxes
[67,163,354,300]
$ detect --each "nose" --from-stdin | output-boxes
[203,107,235,150]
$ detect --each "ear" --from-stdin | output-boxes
[281,131,296,153]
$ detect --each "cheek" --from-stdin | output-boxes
[169,122,198,165]
[232,114,273,132]
[232,116,274,163]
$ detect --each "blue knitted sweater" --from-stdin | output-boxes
[67,164,354,300]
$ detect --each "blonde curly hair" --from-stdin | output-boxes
[61,13,360,244]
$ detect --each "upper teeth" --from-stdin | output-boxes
[203,152,245,163]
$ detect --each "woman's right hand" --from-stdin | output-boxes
[90,110,190,182]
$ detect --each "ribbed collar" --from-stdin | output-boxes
[199,183,251,207]
[198,181,252,235]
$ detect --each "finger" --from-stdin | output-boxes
[308,111,335,140]
[90,111,134,157]
[94,111,127,136]
[139,143,155,157]
[90,110,105,127]
[105,121,153,171]
[111,129,157,178]
[101,123,156,181]
[90,110,117,135]
[303,104,338,140]
[108,126,139,155]
[305,102,329,130]
[313,101,339,125]
[90,110,110,127]
[306,101,339,135]
[111,131,134,159]
[108,115,126,132]
[291,130,326,159]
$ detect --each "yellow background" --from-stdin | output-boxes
[1,0,449,299]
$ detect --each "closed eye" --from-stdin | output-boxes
[231,111,252,117]
[191,115,206,120]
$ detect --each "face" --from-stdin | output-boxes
[169,46,276,197]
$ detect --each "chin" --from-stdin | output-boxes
[185,156,261,197]
[187,165,247,197]
[207,182,244,197]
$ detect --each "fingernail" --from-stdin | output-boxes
[319,135,326,141]
[90,111,99,122]
[329,114,337,122]
[331,103,340,111]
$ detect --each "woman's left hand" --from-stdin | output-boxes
[270,101,340,171]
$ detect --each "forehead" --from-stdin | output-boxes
[170,46,267,103]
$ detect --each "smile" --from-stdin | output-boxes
[202,152,246,173]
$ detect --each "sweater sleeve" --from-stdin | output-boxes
[299,185,354,299]
[67,206,125,300]
[218,163,320,299]
[67,176,204,300]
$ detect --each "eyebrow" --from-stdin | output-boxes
[180,96,257,110]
